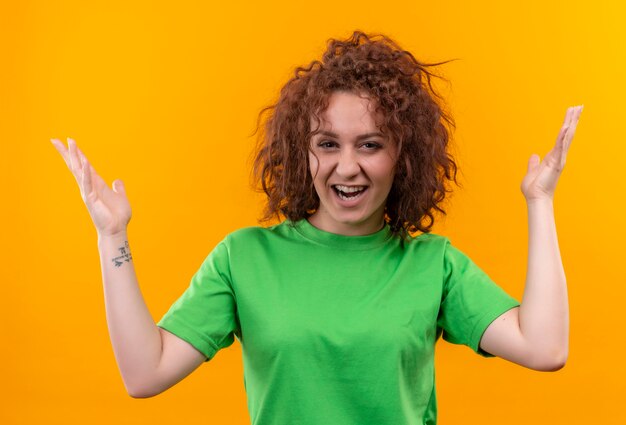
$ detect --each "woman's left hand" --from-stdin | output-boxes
[521,105,584,203]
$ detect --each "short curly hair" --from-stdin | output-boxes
[252,30,460,238]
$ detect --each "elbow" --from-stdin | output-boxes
[124,379,160,399]
[535,358,566,372]
[128,388,157,399]
[531,350,568,372]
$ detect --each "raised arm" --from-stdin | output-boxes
[51,138,206,397]
[479,105,583,371]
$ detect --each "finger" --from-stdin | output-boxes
[565,106,576,127]
[567,105,583,131]
[75,144,89,167]
[81,154,93,197]
[566,106,577,132]
[563,105,583,151]
[67,137,82,176]
[557,107,574,140]
[113,179,126,195]
[560,107,574,156]
[76,146,107,190]
[50,138,72,169]
[572,105,583,129]
[527,154,540,174]
[556,106,579,162]
[554,122,568,154]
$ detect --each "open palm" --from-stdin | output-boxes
[51,137,131,236]
[521,106,583,202]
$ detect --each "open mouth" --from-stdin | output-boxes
[332,185,368,201]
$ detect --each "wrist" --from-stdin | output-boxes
[97,229,128,243]
[525,197,554,207]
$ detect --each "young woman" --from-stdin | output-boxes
[51,31,582,425]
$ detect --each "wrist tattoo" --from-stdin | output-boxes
[111,241,133,267]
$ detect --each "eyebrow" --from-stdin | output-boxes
[317,130,384,140]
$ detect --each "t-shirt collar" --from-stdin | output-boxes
[290,218,394,250]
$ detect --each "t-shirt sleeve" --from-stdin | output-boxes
[156,240,240,362]
[437,238,520,358]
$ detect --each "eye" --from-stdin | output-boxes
[361,141,382,150]
[317,140,338,149]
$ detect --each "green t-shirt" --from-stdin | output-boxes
[156,219,520,425]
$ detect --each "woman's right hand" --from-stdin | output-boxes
[51,137,132,237]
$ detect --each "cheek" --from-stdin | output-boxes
[365,157,396,181]
[376,162,398,191]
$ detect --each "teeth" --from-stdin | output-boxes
[334,185,366,193]
[337,191,364,201]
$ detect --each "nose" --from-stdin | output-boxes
[335,148,361,179]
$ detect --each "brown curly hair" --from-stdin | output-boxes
[252,30,460,238]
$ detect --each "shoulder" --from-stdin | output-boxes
[222,221,295,247]
[380,232,451,266]
[401,231,450,253]
[407,233,477,261]
[224,225,268,241]
[409,232,449,244]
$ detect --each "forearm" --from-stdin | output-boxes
[519,199,569,365]
[98,231,162,396]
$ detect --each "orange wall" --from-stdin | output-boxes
[2,1,624,424]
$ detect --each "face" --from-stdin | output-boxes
[308,91,398,236]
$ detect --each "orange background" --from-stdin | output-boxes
[2,0,624,424]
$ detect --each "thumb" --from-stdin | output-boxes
[112,179,126,195]
[527,154,540,173]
